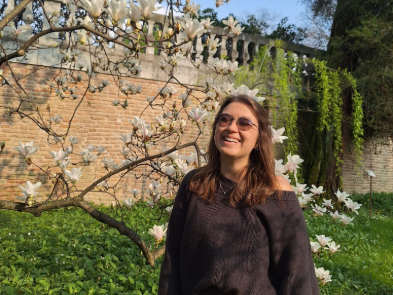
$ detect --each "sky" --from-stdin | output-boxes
[189,0,308,27]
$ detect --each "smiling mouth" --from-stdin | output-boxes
[223,137,240,143]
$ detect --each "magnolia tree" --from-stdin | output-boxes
[0,0,360,287]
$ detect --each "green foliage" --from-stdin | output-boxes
[305,208,393,294]
[266,17,308,45]
[235,42,301,159]
[1,199,392,294]
[271,46,299,156]
[351,191,393,218]
[0,202,170,294]
[313,60,364,186]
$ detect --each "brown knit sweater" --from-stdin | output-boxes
[158,171,320,295]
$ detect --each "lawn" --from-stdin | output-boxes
[0,192,392,295]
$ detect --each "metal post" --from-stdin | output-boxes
[369,176,372,219]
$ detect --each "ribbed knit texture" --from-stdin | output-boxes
[158,171,320,295]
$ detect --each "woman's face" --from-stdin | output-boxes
[214,102,259,162]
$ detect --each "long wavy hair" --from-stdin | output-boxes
[189,94,277,207]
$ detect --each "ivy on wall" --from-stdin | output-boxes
[235,43,364,188]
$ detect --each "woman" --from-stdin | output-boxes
[158,95,320,295]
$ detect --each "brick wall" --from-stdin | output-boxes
[0,63,211,205]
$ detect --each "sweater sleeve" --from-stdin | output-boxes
[259,192,320,295]
[158,170,195,295]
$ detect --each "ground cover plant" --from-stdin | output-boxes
[0,193,392,295]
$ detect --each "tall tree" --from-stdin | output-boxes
[300,0,393,190]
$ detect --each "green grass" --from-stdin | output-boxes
[0,193,392,294]
[307,192,393,294]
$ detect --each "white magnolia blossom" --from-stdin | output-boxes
[131,0,159,21]
[165,165,176,176]
[15,142,39,159]
[222,15,239,31]
[97,145,107,155]
[316,235,332,247]
[310,184,324,196]
[208,37,221,53]
[329,210,341,220]
[189,107,207,122]
[105,0,127,23]
[102,157,114,169]
[166,205,173,213]
[298,197,307,208]
[335,189,349,203]
[328,241,341,254]
[59,159,70,170]
[315,267,332,285]
[77,30,89,45]
[148,224,167,242]
[285,153,304,173]
[270,126,288,143]
[322,199,334,209]
[310,241,321,253]
[233,85,259,99]
[120,133,132,144]
[123,198,135,207]
[69,136,78,146]
[50,114,62,124]
[77,15,94,27]
[291,183,307,195]
[80,149,97,165]
[64,167,84,184]
[209,58,239,75]
[345,198,362,215]
[302,192,314,202]
[138,124,154,141]
[130,189,139,197]
[80,0,104,18]
[148,181,161,193]
[312,204,327,216]
[97,180,109,190]
[120,146,130,158]
[180,15,205,41]
[274,159,288,175]
[340,214,354,225]
[202,18,214,30]
[49,149,69,163]
[231,25,244,36]
[18,181,42,197]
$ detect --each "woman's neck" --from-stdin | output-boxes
[219,157,248,183]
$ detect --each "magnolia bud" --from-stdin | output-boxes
[157,30,162,39]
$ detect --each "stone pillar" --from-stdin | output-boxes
[145,20,155,55]
[194,35,204,59]
[230,37,239,62]
[220,35,228,59]
[242,40,250,64]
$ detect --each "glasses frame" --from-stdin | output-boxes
[217,114,258,131]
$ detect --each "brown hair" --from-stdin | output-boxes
[189,94,277,207]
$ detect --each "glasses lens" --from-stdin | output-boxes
[237,117,253,130]
[218,115,231,127]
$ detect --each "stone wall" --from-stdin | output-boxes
[342,138,393,194]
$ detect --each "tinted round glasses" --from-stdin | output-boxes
[217,114,258,131]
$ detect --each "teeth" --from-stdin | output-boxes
[224,137,238,143]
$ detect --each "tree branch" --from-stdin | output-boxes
[0,0,33,31]
[0,24,138,66]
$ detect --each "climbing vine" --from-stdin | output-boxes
[235,43,364,188]
[235,41,301,157]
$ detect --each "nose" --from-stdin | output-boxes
[226,119,239,132]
